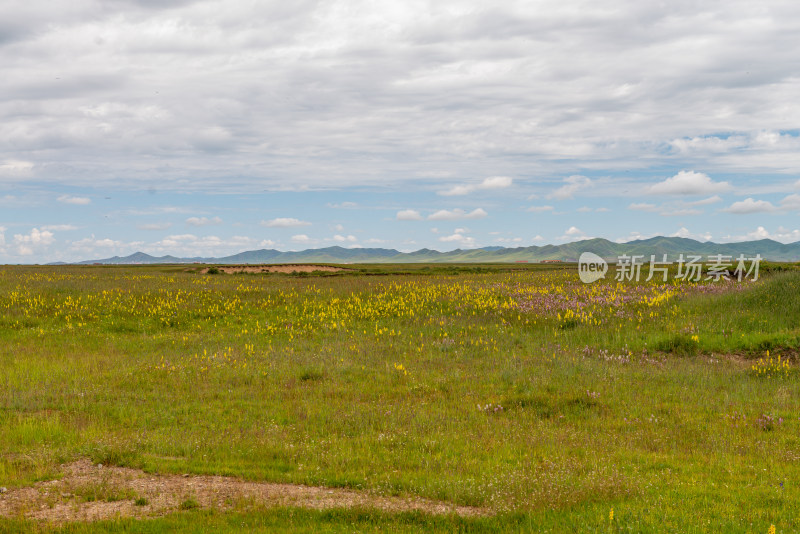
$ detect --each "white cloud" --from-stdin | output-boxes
[153,234,198,247]
[148,234,264,255]
[327,202,358,209]
[548,176,592,200]
[671,227,712,241]
[262,218,311,228]
[0,160,34,175]
[557,226,589,242]
[14,228,55,246]
[615,231,655,243]
[439,176,513,196]
[13,228,55,255]
[291,234,313,243]
[722,198,778,214]
[648,171,730,195]
[727,226,800,243]
[332,234,357,243]
[668,135,748,155]
[186,216,222,226]
[41,224,78,231]
[780,194,800,211]
[723,226,800,244]
[745,226,771,240]
[527,205,554,213]
[659,208,703,217]
[630,200,708,216]
[439,228,476,247]
[666,133,800,175]
[771,226,800,243]
[427,208,487,221]
[565,226,584,236]
[3,1,800,200]
[125,207,193,216]
[495,237,523,243]
[396,209,423,221]
[63,233,280,260]
[531,235,545,242]
[57,195,91,205]
[71,237,123,250]
[138,222,173,231]
[689,195,723,206]
[7,2,800,261]
[629,203,657,211]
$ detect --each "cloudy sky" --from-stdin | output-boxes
[2,0,800,262]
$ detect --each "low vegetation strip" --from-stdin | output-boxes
[0,459,486,523]
[201,265,351,275]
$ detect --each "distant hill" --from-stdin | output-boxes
[75,237,800,265]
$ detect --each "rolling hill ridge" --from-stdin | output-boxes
[74,237,800,264]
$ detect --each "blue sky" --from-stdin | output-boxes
[1,1,800,262]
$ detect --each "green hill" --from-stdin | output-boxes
[79,237,800,265]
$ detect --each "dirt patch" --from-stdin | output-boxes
[0,460,486,523]
[201,265,351,274]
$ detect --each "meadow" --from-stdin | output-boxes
[1,262,799,533]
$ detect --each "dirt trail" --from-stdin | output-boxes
[0,460,486,523]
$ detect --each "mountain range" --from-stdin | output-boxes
[72,237,800,264]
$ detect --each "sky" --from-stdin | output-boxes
[1,0,800,263]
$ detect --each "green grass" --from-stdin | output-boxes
[0,505,794,533]
[1,264,799,532]
[178,497,200,511]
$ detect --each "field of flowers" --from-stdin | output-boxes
[1,263,799,532]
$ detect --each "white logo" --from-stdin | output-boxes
[579,252,608,283]
[577,252,761,283]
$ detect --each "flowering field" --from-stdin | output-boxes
[1,264,799,532]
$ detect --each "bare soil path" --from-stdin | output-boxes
[0,460,486,523]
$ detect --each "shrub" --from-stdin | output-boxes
[180,497,200,510]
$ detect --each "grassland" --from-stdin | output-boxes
[1,263,799,532]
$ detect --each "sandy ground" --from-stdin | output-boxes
[200,265,350,274]
[0,460,486,523]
